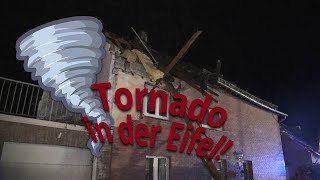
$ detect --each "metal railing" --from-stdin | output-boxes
[0,77,42,118]
[0,77,82,124]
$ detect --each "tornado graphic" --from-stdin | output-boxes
[15,16,113,157]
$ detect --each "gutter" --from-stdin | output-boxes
[217,79,288,118]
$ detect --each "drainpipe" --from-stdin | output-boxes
[91,157,97,180]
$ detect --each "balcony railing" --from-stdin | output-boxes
[0,77,42,118]
[0,77,82,124]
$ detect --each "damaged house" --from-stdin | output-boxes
[0,30,288,180]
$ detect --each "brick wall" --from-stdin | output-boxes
[108,54,286,179]
[110,118,213,180]
[216,88,286,179]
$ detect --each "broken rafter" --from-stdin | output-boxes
[163,31,202,75]
[152,31,202,90]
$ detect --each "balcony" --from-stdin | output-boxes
[0,77,82,125]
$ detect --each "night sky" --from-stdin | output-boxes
[2,1,319,148]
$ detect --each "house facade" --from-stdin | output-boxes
[96,41,287,180]
[0,36,287,180]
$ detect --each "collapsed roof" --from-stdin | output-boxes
[104,30,288,118]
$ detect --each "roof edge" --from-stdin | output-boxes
[218,78,288,117]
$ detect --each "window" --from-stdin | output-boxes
[201,108,224,131]
[214,160,223,172]
[146,156,169,180]
[143,85,169,120]
[213,159,227,180]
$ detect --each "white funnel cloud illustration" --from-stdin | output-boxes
[16,16,113,157]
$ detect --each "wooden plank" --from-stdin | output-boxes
[152,31,202,90]
[163,31,202,75]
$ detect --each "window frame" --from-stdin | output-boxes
[212,159,227,180]
[146,155,170,180]
[142,84,170,120]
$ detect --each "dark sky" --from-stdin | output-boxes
[2,1,320,147]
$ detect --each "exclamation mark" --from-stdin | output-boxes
[208,135,234,160]
[216,140,233,160]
